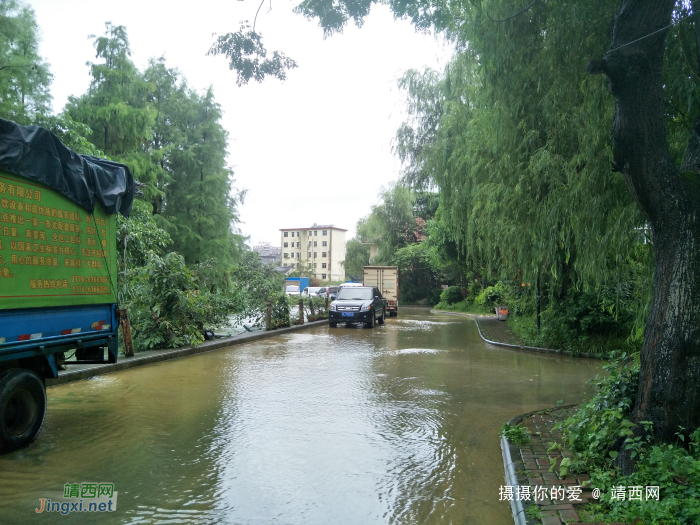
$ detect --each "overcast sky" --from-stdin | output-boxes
[28,0,451,247]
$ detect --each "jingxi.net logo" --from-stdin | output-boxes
[36,482,117,515]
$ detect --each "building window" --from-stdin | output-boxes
[308,252,311,258]
[322,263,327,269]
[322,241,327,247]
[296,242,300,248]
[284,232,288,237]
[284,253,288,258]
[313,252,317,258]
[291,252,295,258]
[322,273,327,279]
[322,230,327,236]
[322,252,327,258]
[283,242,288,248]
[314,231,318,236]
[313,263,317,268]
[297,263,300,269]
[313,241,317,247]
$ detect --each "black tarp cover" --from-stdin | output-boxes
[0,118,134,217]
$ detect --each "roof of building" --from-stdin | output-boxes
[279,225,347,232]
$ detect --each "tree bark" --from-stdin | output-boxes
[592,0,700,470]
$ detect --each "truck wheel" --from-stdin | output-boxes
[378,309,385,325]
[0,369,46,454]
[329,322,338,328]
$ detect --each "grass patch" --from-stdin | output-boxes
[500,422,532,445]
[432,300,491,314]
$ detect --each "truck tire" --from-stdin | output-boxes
[329,321,338,328]
[0,369,46,454]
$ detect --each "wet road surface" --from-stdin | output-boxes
[0,308,601,524]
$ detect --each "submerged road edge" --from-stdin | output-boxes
[46,320,328,388]
[429,310,601,360]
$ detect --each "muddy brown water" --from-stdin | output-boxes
[0,309,600,524]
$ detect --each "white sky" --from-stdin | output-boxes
[28,0,451,247]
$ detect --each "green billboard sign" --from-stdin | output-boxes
[0,171,117,310]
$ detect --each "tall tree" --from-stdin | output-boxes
[289,0,700,453]
[587,0,700,464]
[0,0,52,124]
[164,87,245,266]
[66,23,154,157]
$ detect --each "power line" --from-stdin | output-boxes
[608,10,696,54]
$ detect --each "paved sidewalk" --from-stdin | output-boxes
[505,406,627,525]
[475,315,526,346]
[47,319,328,387]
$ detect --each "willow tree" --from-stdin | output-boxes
[288,0,700,453]
[586,0,700,462]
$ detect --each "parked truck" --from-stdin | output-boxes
[283,277,309,296]
[0,119,134,453]
[363,266,399,316]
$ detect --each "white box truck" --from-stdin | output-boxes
[363,266,399,316]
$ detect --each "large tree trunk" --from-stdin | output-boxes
[590,0,700,470]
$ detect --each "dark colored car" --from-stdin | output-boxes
[328,286,387,328]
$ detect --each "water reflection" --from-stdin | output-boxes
[0,308,600,524]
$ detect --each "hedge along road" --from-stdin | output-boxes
[0,308,600,524]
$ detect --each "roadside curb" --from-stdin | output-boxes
[47,319,328,387]
[430,310,601,360]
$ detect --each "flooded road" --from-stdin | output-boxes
[0,309,600,524]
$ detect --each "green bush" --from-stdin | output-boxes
[557,353,640,473]
[580,424,700,525]
[127,251,237,351]
[500,423,532,445]
[440,285,463,305]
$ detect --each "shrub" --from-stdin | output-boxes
[557,353,640,473]
[500,423,532,445]
[127,251,236,351]
[440,285,463,305]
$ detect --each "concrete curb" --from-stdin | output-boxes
[47,319,328,388]
[430,310,601,360]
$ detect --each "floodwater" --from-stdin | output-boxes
[0,309,601,524]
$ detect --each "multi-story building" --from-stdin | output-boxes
[280,224,346,282]
[252,242,282,265]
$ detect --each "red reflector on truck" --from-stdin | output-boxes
[18,333,41,341]
[61,328,82,335]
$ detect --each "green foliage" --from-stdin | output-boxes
[499,423,531,445]
[117,199,172,270]
[34,114,105,157]
[0,0,52,124]
[208,22,297,86]
[229,252,285,327]
[557,354,640,473]
[344,238,370,280]
[66,23,155,157]
[126,251,238,351]
[583,426,700,524]
[432,300,490,314]
[440,285,462,305]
